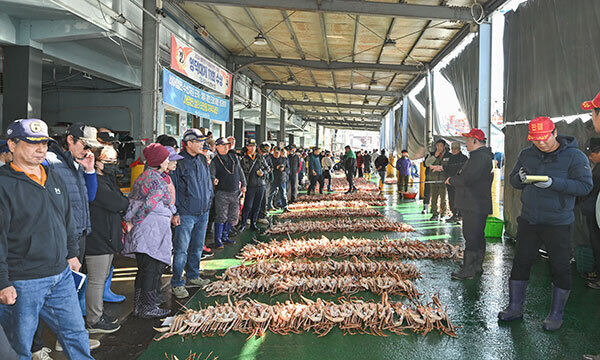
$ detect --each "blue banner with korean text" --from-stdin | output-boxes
[162,68,230,122]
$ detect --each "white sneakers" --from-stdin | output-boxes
[172,286,189,299]
[32,347,53,360]
[55,338,100,352]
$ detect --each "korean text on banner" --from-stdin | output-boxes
[163,68,230,123]
[170,35,233,97]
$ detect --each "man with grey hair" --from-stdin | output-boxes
[444,142,468,222]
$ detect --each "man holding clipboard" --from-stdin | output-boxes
[499,116,593,331]
[0,119,93,359]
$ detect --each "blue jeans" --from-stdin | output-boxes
[171,212,209,287]
[0,266,93,360]
[276,182,288,208]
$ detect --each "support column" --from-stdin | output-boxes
[315,123,320,147]
[258,86,268,144]
[226,73,235,137]
[300,136,305,147]
[140,0,159,143]
[425,67,433,149]
[2,46,42,130]
[288,134,294,146]
[477,22,492,143]
[401,95,409,150]
[234,118,244,148]
[278,104,286,144]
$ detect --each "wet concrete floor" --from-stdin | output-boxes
[138,186,600,360]
[47,184,600,359]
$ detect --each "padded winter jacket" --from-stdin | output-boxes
[308,153,323,175]
[87,174,129,255]
[45,142,96,236]
[171,150,214,216]
[448,146,494,215]
[509,135,592,225]
[240,153,269,188]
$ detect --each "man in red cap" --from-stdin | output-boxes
[499,116,592,331]
[582,90,600,132]
[444,128,493,280]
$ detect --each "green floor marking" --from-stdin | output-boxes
[415,234,452,241]
[395,203,423,208]
[239,335,266,360]
[414,224,462,231]
[402,214,433,220]
[200,258,245,271]
[406,220,440,225]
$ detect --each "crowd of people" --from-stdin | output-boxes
[0,118,388,359]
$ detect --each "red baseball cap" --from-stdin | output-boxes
[527,116,555,141]
[581,91,600,111]
[461,128,486,141]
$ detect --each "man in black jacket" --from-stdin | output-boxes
[0,119,93,359]
[240,140,269,231]
[343,146,357,193]
[363,151,372,180]
[444,142,469,222]
[446,129,493,280]
[257,143,272,224]
[287,145,300,203]
[270,147,290,211]
[375,150,389,191]
[210,137,246,248]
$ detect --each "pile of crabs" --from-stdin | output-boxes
[156,190,460,341]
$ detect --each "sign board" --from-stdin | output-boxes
[162,68,230,123]
[170,35,232,97]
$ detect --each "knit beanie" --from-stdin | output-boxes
[143,143,169,167]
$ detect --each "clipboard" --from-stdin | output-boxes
[71,270,87,291]
[523,175,549,184]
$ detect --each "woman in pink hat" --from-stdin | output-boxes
[123,143,175,318]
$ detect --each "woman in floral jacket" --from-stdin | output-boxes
[123,144,175,318]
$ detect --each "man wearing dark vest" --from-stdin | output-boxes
[210,137,246,248]
[287,145,300,203]
[240,139,269,231]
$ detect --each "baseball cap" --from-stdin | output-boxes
[527,117,555,141]
[182,128,207,142]
[461,128,486,141]
[6,119,52,143]
[587,138,600,154]
[246,139,257,146]
[97,131,117,144]
[0,140,9,153]
[67,123,103,148]
[581,91,600,111]
[165,146,184,161]
[215,137,230,146]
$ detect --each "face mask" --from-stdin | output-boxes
[102,164,119,176]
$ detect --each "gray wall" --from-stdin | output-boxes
[41,90,140,139]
